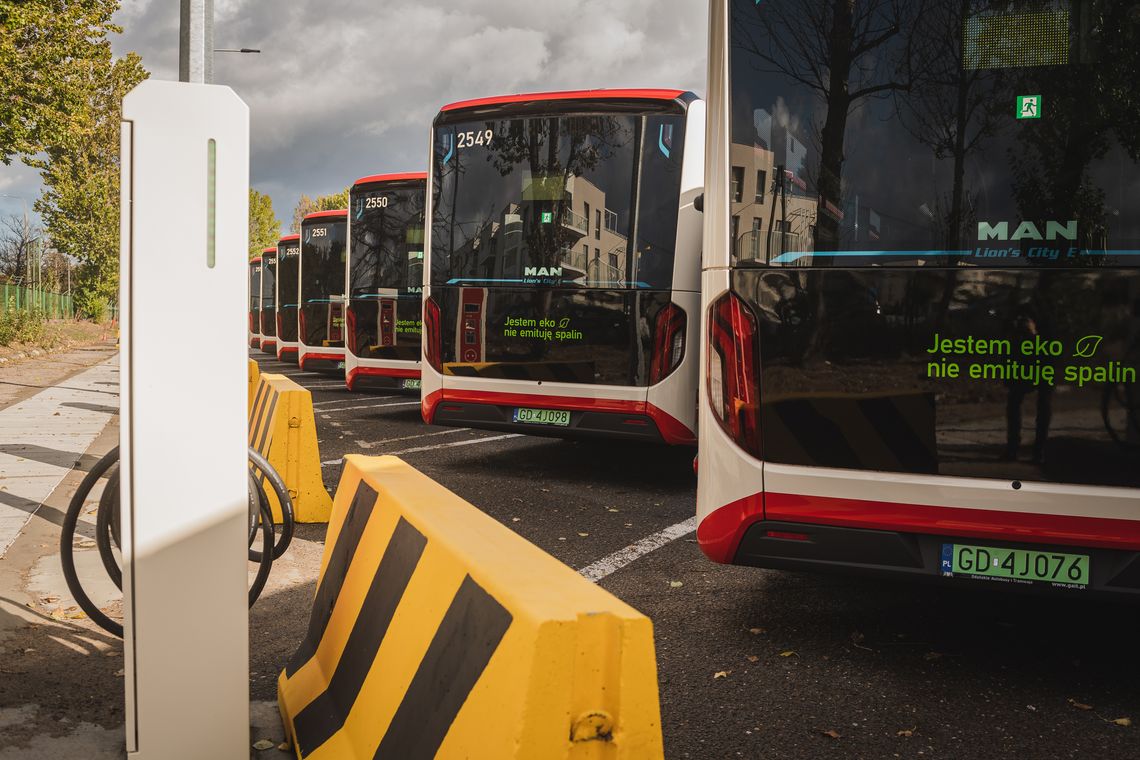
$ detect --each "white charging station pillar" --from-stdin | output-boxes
[119,80,250,758]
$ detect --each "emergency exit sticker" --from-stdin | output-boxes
[1016,95,1041,120]
[541,211,553,223]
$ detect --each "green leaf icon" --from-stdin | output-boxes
[1073,335,1103,358]
[559,317,570,328]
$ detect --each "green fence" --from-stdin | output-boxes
[1,283,75,319]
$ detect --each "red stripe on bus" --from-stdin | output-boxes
[441,89,687,112]
[299,352,343,371]
[697,494,764,564]
[418,388,694,445]
[352,172,427,187]
[302,209,347,221]
[278,234,300,243]
[346,366,420,390]
[765,491,1140,550]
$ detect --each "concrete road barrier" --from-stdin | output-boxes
[248,373,332,523]
[248,359,261,407]
[277,454,664,759]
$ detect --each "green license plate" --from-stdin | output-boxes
[941,543,1089,588]
[513,407,570,426]
[401,378,421,390]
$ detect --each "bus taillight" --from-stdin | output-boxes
[424,296,442,372]
[707,292,761,456]
[650,302,686,385]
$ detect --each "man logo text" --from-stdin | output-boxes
[978,221,1077,242]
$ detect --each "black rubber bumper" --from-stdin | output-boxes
[432,401,665,443]
[301,357,344,375]
[733,521,1140,598]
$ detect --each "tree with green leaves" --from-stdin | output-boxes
[35,51,148,319]
[0,0,121,165]
[249,188,280,259]
[290,189,350,233]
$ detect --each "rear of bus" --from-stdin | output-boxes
[248,257,262,349]
[422,90,704,443]
[298,210,348,373]
[345,173,427,392]
[259,247,277,355]
[699,0,1140,595]
[276,234,301,364]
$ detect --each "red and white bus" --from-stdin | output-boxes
[698,0,1140,595]
[298,209,348,373]
[259,246,277,356]
[345,173,427,392]
[248,256,262,349]
[276,234,301,364]
[422,89,705,443]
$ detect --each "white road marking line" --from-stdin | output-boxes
[320,433,523,467]
[353,428,468,449]
[313,395,397,407]
[318,401,420,415]
[578,516,698,583]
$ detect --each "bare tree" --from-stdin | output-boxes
[733,0,923,246]
[0,214,40,283]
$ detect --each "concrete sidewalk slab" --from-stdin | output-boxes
[0,357,118,557]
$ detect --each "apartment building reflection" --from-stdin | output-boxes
[730,106,819,263]
[452,173,631,286]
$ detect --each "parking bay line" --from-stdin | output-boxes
[320,433,523,467]
[318,401,420,415]
[352,428,469,449]
[577,516,698,583]
[313,395,398,407]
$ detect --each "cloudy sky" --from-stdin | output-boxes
[0,0,707,233]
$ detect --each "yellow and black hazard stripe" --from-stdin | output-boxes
[277,455,665,759]
[248,378,279,457]
[290,513,511,757]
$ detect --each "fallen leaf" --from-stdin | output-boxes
[669,581,683,588]
[277,742,291,752]
[897,727,915,737]
[511,517,520,522]
[577,532,589,537]
[540,488,550,492]
[607,507,619,512]
[1068,698,1093,711]
[746,655,759,663]
[252,739,275,751]
[778,651,798,658]
[1112,717,1132,727]
[821,729,841,739]
[558,537,567,541]
[748,627,766,635]
[114,669,124,677]
[713,670,730,679]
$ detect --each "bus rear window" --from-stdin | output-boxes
[729,0,1140,268]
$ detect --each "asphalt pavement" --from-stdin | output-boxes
[253,353,1140,760]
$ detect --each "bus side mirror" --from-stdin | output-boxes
[694,193,704,213]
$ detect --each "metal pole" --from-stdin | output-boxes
[179,0,214,84]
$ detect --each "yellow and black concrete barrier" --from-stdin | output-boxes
[277,455,664,759]
[248,373,332,523]
[248,359,261,407]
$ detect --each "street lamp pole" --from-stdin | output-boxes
[179,0,214,84]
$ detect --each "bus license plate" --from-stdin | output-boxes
[941,543,1089,588]
[513,407,570,426]
[402,378,421,390]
